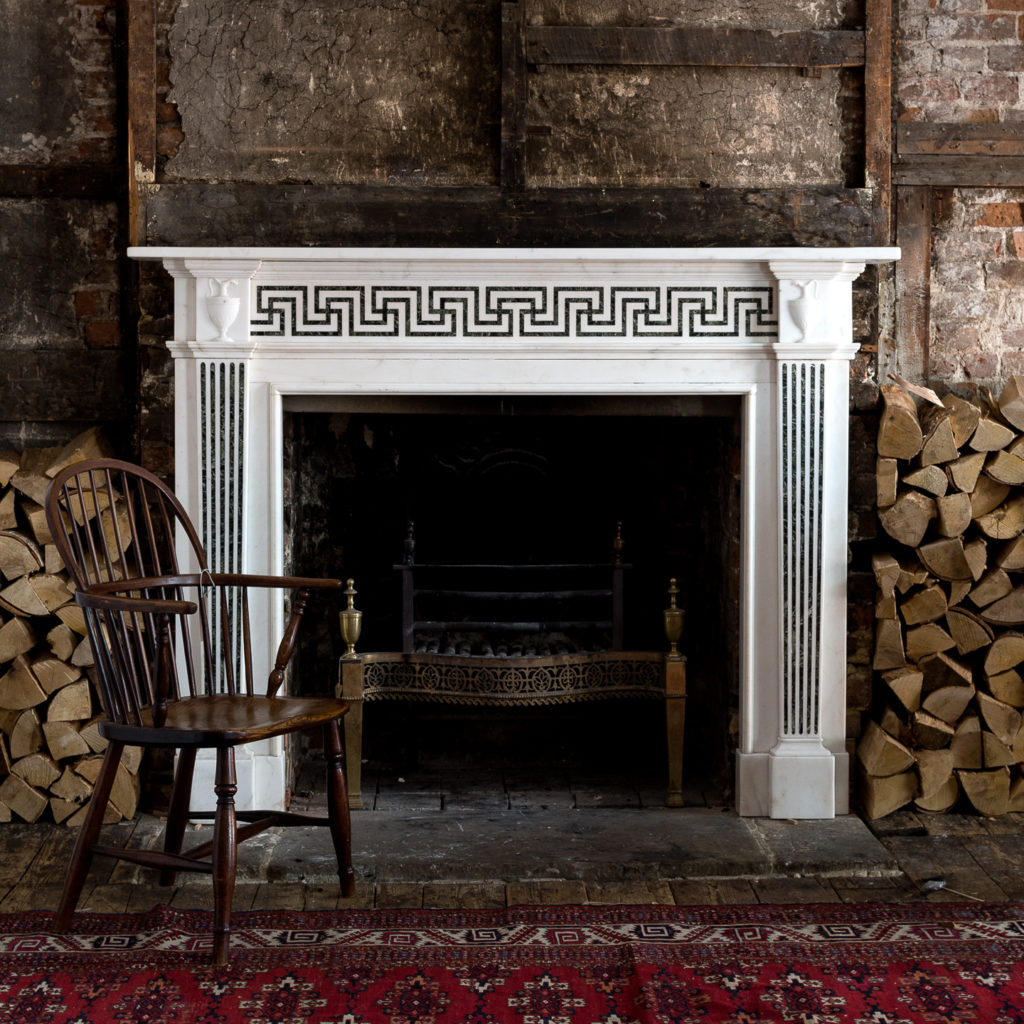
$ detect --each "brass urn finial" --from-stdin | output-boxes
[339,578,363,659]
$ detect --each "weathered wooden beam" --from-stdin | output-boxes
[899,122,1024,156]
[891,186,932,385]
[142,184,883,247]
[526,26,865,67]
[127,0,156,245]
[864,0,892,243]
[895,156,1024,187]
[0,165,118,199]
[501,1,527,191]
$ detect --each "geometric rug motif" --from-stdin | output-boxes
[1,902,1022,1023]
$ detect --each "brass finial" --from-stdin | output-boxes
[613,521,624,566]
[663,577,684,657]
[339,578,363,658]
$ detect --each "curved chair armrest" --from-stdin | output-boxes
[205,573,344,591]
[75,588,198,617]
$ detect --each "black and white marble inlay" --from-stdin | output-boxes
[250,284,777,339]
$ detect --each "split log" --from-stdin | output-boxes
[898,562,931,593]
[43,544,64,575]
[900,585,947,625]
[917,538,972,580]
[42,720,91,761]
[0,491,14,531]
[976,494,1024,540]
[981,587,1024,626]
[904,465,947,497]
[968,568,1013,608]
[921,413,959,467]
[0,617,36,664]
[21,501,52,546]
[985,632,1024,675]
[921,684,976,724]
[78,715,108,753]
[905,623,957,662]
[949,579,973,606]
[958,766,1010,816]
[55,603,86,636]
[66,798,121,828]
[8,709,42,760]
[0,532,43,581]
[917,748,954,799]
[915,774,960,812]
[860,768,918,819]
[47,680,92,722]
[997,535,1024,570]
[0,773,47,822]
[982,731,1015,768]
[30,656,80,696]
[44,426,112,480]
[1009,774,1024,811]
[965,538,988,581]
[986,449,1024,486]
[70,637,93,668]
[878,385,924,459]
[880,492,936,547]
[0,656,46,710]
[936,492,972,537]
[9,446,60,505]
[50,766,92,804]
[977,691,1022,746]
[11,752,60,790]
[877,593,897,619]
[0,574,73,617]
[46,623,77,662]
[0,452,19,489]
[970,417,1017,453]
[988,669,1024,707]
[912,709,955,749]
[920,651,974,692]
[50,798,79,824]
[872,552,902,598]
[997,375,1024,431]
[74,756,139,819]
[857,719,916,776]
[951,715,983,769]
[873,619,907,670]
[948,451,986,493]
[946,607,994,655]
[883,668,923,713]
[943,394,982,448]
[877,458,898,509]
[971,474,1011,517]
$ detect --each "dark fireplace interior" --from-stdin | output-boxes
[283,396,740,803]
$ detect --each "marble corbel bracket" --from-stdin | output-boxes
[165,258,263,357]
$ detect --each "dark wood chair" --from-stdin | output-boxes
[45,458,355,965]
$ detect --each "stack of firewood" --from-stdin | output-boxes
[0,429,140,824]
[863,376,1024,819]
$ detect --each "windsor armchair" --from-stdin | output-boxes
[45,459,355,965]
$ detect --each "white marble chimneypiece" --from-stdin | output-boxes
[129,245,899,819]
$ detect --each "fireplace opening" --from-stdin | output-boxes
[283,395,741,804]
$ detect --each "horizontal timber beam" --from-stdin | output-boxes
[898,122,1024,156]
[895,155,1024,187]
[142,184,883,248]
[526,26,866,67]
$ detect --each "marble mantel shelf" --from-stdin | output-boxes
[131,245,899,819]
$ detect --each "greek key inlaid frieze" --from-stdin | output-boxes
[250,284,777,340]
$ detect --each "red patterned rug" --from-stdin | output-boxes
[1,902,1023,1022]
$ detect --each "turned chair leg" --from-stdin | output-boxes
[54,742,124,931]
[211,747,238,966]
[325,720,356,897]
[160,748,197,886]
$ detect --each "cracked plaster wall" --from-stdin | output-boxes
[165,0,500,184]
[163,0,850,187]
